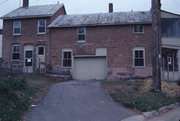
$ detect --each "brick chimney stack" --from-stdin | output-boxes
[23,0,29,8]
[109,3,113,13]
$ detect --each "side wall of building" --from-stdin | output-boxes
[49,24,152,79]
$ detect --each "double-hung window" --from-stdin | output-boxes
[38,19,46,34]
[11,44,20,61]
[133,25,144,33]
[13,21,21,35]
[77,27,86,42]
[133,48,145,67]
[62,50,72,67]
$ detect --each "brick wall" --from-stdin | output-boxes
[49,24,153,79]
[2,17,50,64]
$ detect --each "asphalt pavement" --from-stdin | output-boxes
[26,80,133,121]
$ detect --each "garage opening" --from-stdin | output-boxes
[73,57,106,80]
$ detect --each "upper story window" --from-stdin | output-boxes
[133,25,144,33]
[133,47,145,67]
[38,19,46,34]
[161,18,180,37]
[13,21,21,35]
[11,44,20,61]
[77,27,86,42]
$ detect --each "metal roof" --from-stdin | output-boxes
[49,11,152,28]
[1,4,64,19]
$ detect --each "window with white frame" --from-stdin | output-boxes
[13,21,21,35]
[38,19,46,34]
[77,27,86,42]
[62,50,72,67]
[11,44,20,61]
[133,25,144,33]
[133,48,145,67]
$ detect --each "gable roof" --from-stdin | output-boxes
[49,11,152,28]
[1,4,64,19]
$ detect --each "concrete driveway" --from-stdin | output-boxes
[26,80,133,121]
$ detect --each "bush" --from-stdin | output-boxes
[0,78,36,121]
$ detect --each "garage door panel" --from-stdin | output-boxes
[74,57,106,80]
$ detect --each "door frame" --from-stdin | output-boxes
[24,45,34,73]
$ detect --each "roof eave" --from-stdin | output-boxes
[48,22,152,28]
[0,14,53,20]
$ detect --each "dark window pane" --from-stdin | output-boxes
[39,27,45,33]
[38,47,44,55]
[26,51,32,58]
[12,53,20,60]
[63,60,72,67]
[14,21,21,28]
[63,51,72,67]
[139,51,143,58]
[135,59,144,66]
[134,25,144,33]
[135,51,139,58]
[78,27,85,34]
[38,19,46,33]
[14,28,20,34]
[78,35,85,41]
[13,46,20,52]
[161,18,180,37]
[134,50,144,67]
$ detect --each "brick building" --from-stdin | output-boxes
[1,0,153,80]
[1,0,66,73]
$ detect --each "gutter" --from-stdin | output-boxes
[48,22,152,28]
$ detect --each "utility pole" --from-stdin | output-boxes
[19,0,21,7]
[151,0,161,92]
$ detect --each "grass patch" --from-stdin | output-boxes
[0,73,65,121]
[102,79,180,112]
[0,77,36,121]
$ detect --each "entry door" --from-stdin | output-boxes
[36,46,46,72]
[25,50,33,73]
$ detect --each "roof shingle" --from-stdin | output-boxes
[49,11,152,28]
[1,4,64,19]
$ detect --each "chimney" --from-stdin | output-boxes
[23,0,29,8]
[109,3,113,13]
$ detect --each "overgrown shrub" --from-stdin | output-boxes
[0,78,36,121]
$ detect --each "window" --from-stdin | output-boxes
[133,25,144,33]
[133,48,145,67]
[13,21,21,35]
[38,47,44,55]
[38,19,46,34]
[77,27,86,42]
[62,51,72,67]
[11,44,20,61]
[161,18,180,37]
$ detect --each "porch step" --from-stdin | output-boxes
[47,74,72,80]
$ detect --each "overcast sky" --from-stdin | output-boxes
[0,0,180,28]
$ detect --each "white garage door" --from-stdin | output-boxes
[74,57,106,80]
